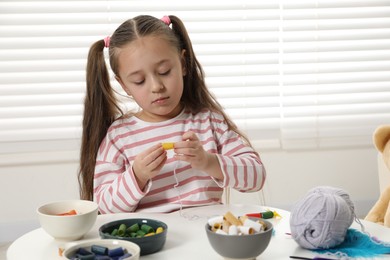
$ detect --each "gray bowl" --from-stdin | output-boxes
[205,219,273,259]
[99,218,167,256]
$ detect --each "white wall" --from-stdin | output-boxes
[230,147,379,216]
[0,147,380,243]
[0,162,80,243]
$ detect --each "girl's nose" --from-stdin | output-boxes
[151,77,164,92]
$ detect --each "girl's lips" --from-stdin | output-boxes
[152,96,169,104]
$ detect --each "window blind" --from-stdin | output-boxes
[1,0,389,165]
[278,1,390,149]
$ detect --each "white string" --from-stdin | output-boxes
[172,160,183,212]
[172,160,200,220]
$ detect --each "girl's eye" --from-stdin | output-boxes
[134,80,144,85]
[159,70,170,76]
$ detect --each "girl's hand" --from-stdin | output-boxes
[132,143,167,188]
[174,131,220,177]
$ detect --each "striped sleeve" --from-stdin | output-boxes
[93,132,151,213]
[212,117,266,192]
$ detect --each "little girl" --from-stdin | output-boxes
[79,15,266,213]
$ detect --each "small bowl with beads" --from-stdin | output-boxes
[99,218,168,256]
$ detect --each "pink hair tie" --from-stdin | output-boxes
[103,36,110,48]
[161,16,171,26]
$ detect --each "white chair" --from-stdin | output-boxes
[222,187,266,206]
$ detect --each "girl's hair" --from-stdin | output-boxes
[78,15,251,201]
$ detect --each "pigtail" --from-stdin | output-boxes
[169,15,252,147]
[78,40,123,201]
[170,15,224,114]
[169,16,207,113]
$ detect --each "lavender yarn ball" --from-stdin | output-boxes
[289,186,355,250]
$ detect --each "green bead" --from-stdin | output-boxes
[261,211,274,219]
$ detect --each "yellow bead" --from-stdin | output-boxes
[162,143,174,150]
[156,227,164,234]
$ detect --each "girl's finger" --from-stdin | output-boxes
[182,131,198,141]
[145,148,166,164]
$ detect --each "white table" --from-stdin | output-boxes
[7,204,390,259]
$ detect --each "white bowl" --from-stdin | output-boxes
[63,239,140,260]
[37,200,98,241]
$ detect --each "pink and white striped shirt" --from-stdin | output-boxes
[93,109,266,213]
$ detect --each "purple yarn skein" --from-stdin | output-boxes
[289,186,355,250]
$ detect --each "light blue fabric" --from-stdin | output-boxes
[313,229,390,258]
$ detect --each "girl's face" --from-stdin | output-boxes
[116,36,185,122]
